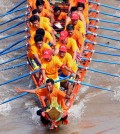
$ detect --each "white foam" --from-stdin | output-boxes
[0,1,16,21]
[115,11,120,16]
[28,106,40,123]
[69,100,85,120]
[69,90,105,122]
[0,102,11,116]
[0,33,8,38]
[80,75,91,93]
[80,85,90,93]
[112,86,120,102]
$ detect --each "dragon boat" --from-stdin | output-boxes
[26,0,100,129]
[0,0,120,131]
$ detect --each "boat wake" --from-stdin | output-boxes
[0,101,11,116]
[112,86,120,102]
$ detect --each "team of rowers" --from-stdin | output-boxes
[15,0,90,129]
[27,0,89,87]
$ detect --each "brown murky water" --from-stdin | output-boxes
[0,0,120,134]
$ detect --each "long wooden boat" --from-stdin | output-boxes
[0,0,120,132]
[26,0,100,129]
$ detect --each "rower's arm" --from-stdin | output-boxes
[65,94,71,99]
[61,65,75,74]
[78,12,86,32]
[65,16,71,28]
[34,54,41,65]
[41,69,46,84]
[79,42,84,56]
[73,50,77,61]
[15,88,36,93]
[51,29,56,47]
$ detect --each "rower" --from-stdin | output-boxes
[68,0,89,14]
[66,24,85,55]
[79,0,89,24]
[52,6,67,25]
[29,15,52,35]
[77,1,89,26]
[27,0,36,10]
[28,0,51,13]
[55,30,79,61]
[36,0,51,19]
[29,15,56,44]
[36,28,56,47]
[66,6,86,30]
[32,9,50,25]
[51,6,67,31]
[15,78,71,129]
[68,12,86,34]
[29,34,52,83]
[41,49,75,89]
[57,44,78,96]
[29,28,55,47]
[65,7,78,27]
[31,34,51,65]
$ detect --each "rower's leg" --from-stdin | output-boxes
[60,81,68,90]
[37,71,44,86]
[66,82,74,96]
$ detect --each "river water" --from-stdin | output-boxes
[0,0,120,134]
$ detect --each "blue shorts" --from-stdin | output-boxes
[59,73,67,78]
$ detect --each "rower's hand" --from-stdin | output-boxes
[70,70,77,79]
[15,88,23,93]
[70,73,76,79]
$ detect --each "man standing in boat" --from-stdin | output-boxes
[15,78,70,129]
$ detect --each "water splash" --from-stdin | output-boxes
[69,100,85,120]
[112,86,120,102]
[28,106,40,122]
[0,101,11,116]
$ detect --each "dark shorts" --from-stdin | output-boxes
[37,107,50,125]
[59,73,67,78]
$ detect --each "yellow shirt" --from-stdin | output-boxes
[41,56,64,79]
[31,43,51,60]
[69,0,77,7]
[70,30,85,49]
[41,16,50,24]
[44,0,51,11]
[28,0,36,10]
[44,31,53,43]
[56,38,79,57]
[29,21,52,35]
[74,20,85,34]
[29,30,53,46]
[57,52,78,76]
[40,8,50,18]
[68,0,89,24]
[28,0,51,11]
